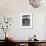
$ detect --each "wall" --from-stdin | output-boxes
[0,0,46,40]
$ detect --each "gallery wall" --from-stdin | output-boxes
[0,0,46,40]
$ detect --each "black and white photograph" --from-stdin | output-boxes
[22,15,30,26]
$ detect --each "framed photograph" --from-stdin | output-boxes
[21,13,32,28]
